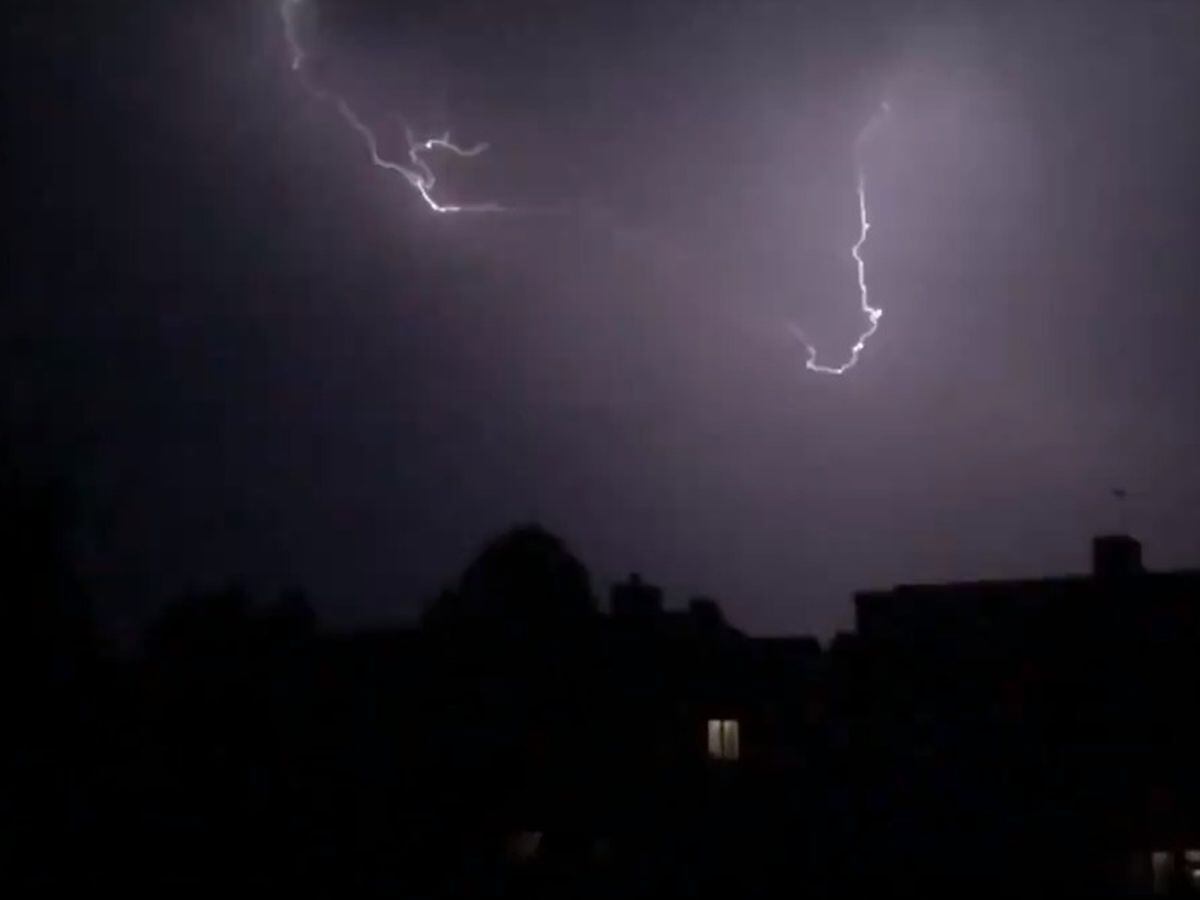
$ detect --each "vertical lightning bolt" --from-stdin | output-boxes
[791,102,890,374]
[280,0,501,214]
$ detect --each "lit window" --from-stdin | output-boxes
[707,718,740,761]
[1186,850,1200,889]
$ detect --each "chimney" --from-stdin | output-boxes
[1092,534,1143,578]
[610,573,663,618]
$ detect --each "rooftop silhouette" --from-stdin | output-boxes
[8,520,1200,895]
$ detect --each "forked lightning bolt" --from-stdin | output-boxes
[280,0,500,214]
[791,102,890,375]
[281,0,891,368]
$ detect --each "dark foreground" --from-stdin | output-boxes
[10,530,1200,895]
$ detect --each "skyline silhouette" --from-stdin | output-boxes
[6,0,1200,637]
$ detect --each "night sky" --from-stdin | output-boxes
[6,0,1200,637]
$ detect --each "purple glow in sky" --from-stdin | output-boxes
[7,0,1200,638]
[282,0,899,372]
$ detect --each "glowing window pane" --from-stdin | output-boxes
[706,719,740,761]
[723,720,740,760]
[707,719,723,758]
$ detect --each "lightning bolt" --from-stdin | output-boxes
[791,102,890,375]
[280,0,501,214]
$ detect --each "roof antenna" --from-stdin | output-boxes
[1111,487,1129,534]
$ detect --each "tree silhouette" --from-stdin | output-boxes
[424,524,596,630]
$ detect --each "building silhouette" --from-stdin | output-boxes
[11,526,1200,895]
[852,534,1200,894]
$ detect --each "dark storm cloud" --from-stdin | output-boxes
[6,0,1199,636]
